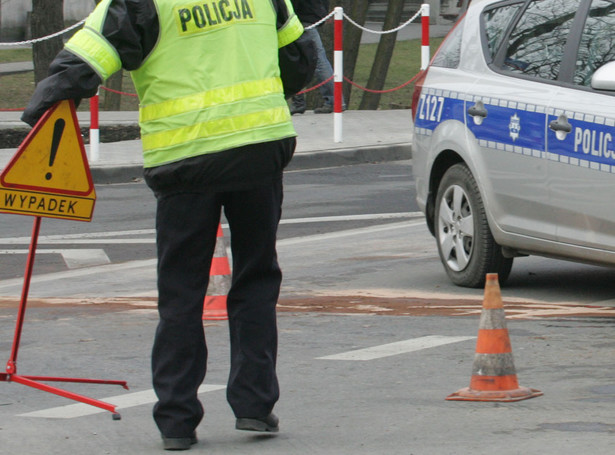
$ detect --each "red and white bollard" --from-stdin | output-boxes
[421,4,430,70]
[333,6,344,143]
[89,90,100,162]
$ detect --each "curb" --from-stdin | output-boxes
[90,143,412,184]
[287,143,411,170]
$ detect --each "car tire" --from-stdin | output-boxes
[434,163,513,288]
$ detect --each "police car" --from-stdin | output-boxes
[411,0,615,287]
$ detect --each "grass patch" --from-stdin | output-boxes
[1,37,443,112]
[349,37,443,110]
[0,47,32,63]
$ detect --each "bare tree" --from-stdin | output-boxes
[359,0,405,110]
[31,0,64,83]
[340,0,370,106]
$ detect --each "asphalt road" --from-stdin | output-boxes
[0,160,614,454]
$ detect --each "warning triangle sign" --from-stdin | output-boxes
[1,100,94,196]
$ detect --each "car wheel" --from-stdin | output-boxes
[434,163,513,288]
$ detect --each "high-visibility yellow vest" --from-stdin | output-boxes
[65,0,303,168]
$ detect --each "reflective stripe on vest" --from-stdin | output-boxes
[142,105,293,166]
[140,77,283,123]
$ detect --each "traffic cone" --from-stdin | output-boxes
[446,273,542,402]
[203,224,230,320]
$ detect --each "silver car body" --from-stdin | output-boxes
[412,0,615,285]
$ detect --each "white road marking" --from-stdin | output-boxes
[0,219,426,292]
[279,212,422,225]
[0,258,157,291]
[0,248,110,268]
[278,220,424,247]
[17,336,471,418]
[17,384,226,419]
[0,213,421,245]
[0,229,156,244]
[0,239,155,245]
[316,335,475,361]
[59,249,111,268]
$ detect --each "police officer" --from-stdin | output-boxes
[22,0,308,450]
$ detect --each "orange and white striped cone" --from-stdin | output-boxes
[203,224,230,321]
[446,273,542,402]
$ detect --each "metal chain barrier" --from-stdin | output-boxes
[0,19,86,47]
[304,11,335,30]
[343,9,422,36]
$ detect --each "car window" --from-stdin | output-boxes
[482,2,523,62]
[573,0,615,86]
[502,0,581,80]
[431,17,465,69]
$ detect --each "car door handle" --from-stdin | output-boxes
[468,101,487,125]
[549,114,572,140]
[549,115,572,132]
[467,101,487,118]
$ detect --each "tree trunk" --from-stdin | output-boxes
[358,0,404,110]
[340,0,369,106]
[102,71,124,111]
[31,0,64,84]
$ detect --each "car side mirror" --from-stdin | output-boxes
[591,61,615,91]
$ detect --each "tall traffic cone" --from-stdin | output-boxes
[203,224,230,320]
[446,273,542,402]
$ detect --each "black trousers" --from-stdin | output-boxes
[151,177,283,438]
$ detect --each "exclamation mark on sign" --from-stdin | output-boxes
[45,118,65,181]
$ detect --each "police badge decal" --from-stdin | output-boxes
[509,113,521,142]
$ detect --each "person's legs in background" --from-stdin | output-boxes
[289,26,345,115]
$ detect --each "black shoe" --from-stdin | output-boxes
[290,104,306,115]
[236,413,279,433]
[162,432,197,451]
[314,104,333,114]
[290,95,306,115]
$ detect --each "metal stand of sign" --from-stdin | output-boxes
[0,216,128,420]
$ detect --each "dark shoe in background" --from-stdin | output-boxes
[289,95,306,115]
[235,413,280,433]
[313,104,333,114]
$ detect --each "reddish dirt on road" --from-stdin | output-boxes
[1,295,614,320]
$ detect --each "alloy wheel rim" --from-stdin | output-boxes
[438,184,474,272]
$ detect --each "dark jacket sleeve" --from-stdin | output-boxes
[21,51,101,127]
[291,0,329,24]
[21,0,158,127]
[277,0,317,98]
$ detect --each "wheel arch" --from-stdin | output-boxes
[426,150,465,235]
